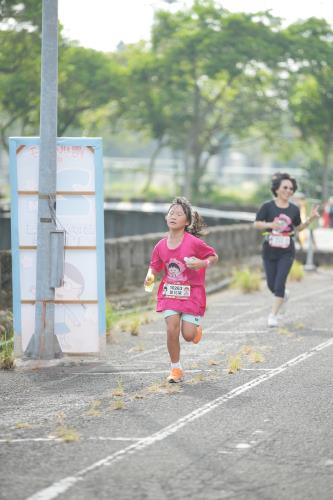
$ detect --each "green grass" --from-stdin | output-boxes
[227,355,241,374]
[106,301,154,336]
[56,426,80,442]
[288,260,305,281]
[232,267,261,293]
[0,310,14,370]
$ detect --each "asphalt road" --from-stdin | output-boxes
[1,268,333,500]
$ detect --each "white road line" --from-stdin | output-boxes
[210,302,255,306]
[0,438,61,443]
[129,345,166,359]
[307,328,333,332]
[88,437,143,441]
[70,367,273,376]
[71,369,212,376]
[0,437,144,444]
[26,337,333,500]
[145,330,166,335]
[207,330,270,334]
[241,368,274,371]
[40,285,333,385]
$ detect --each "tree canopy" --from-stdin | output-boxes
[1,0,333,201]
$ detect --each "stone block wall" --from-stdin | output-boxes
[1,224,264,305]
[105,224,262,293]
[0,250,12,309]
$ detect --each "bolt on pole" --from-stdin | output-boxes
[24,0,62,359]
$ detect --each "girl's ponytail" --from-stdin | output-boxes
[187,210,207,237]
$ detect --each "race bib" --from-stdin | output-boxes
[162,283,191,299]
[268,234,290,248]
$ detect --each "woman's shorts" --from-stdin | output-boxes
[163,310,202,326]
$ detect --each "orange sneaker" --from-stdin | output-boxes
[167,368,184,383]
[192,325,202,344]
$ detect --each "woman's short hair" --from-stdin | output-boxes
[271,172,298,196]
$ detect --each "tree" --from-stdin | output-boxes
[58,45,123,136]
[0,1,42,148]
[145,0,285,201]
[0,29,41,148]
[284,18,333,200]
[113,43,172,192]
[0,3,123,148]
[0,0,42,28]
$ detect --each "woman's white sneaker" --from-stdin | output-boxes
[267,313,278,327]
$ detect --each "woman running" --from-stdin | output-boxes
[254,172,320,327]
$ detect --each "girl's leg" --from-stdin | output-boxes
[181,320,197,342]
[181,314,202,344]
[272,254,294,315]
[165,314,181,363]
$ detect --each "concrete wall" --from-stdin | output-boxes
[0,214,11,250]
[0,224,261,308]
[2,224,332,309]
[105,224,262,293]
[0,250,12,309]
[0,204,254,249]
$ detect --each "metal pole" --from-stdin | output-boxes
[304,228,316,271]
[25,0,62,358]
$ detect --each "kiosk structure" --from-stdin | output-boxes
[9,137,106,356]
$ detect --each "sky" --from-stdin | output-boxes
[58,0,333,53]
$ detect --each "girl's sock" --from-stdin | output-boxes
[171,361,182,369]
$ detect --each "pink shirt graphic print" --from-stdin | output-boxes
[149,232,217,316]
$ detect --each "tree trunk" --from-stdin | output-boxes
[322,136,332,201]
[143,138,166,193]
[191,152,203,203]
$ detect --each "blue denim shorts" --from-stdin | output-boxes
[163,309,202,326]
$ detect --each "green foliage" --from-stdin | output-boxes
[232,267,261,293]
[141,185,174,201]
[105,301,122,333]
[0,309,14,369]
[117,2,287,201]
[288,260,304,282]
[0,29,41,145]
[1,0,333,201]
[200,182,269,208]
[0,0,42,29]
[285,18,333,200]
[105,302,153,335]
[58,46,123,135]
[0,6,123,147]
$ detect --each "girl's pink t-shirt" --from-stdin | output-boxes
[149,232,217,316]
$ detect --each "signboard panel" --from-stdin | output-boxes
[9,137,106,356]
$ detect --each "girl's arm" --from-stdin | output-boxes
[185,254,218,270]
[144,267,157,287]
[145,244,163,285]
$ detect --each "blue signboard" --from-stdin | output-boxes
[9,137,106,355]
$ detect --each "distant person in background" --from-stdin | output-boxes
[329,197,333,228]
[322,198,333,229]
[254,172,320,327]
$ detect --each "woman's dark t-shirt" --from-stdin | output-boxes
[255,200,301,257]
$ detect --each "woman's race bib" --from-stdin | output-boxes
[268,234,291,249]
[162,282,191,299]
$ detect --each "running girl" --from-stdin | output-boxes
[254,172,320,327]
[144,197,218,383]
